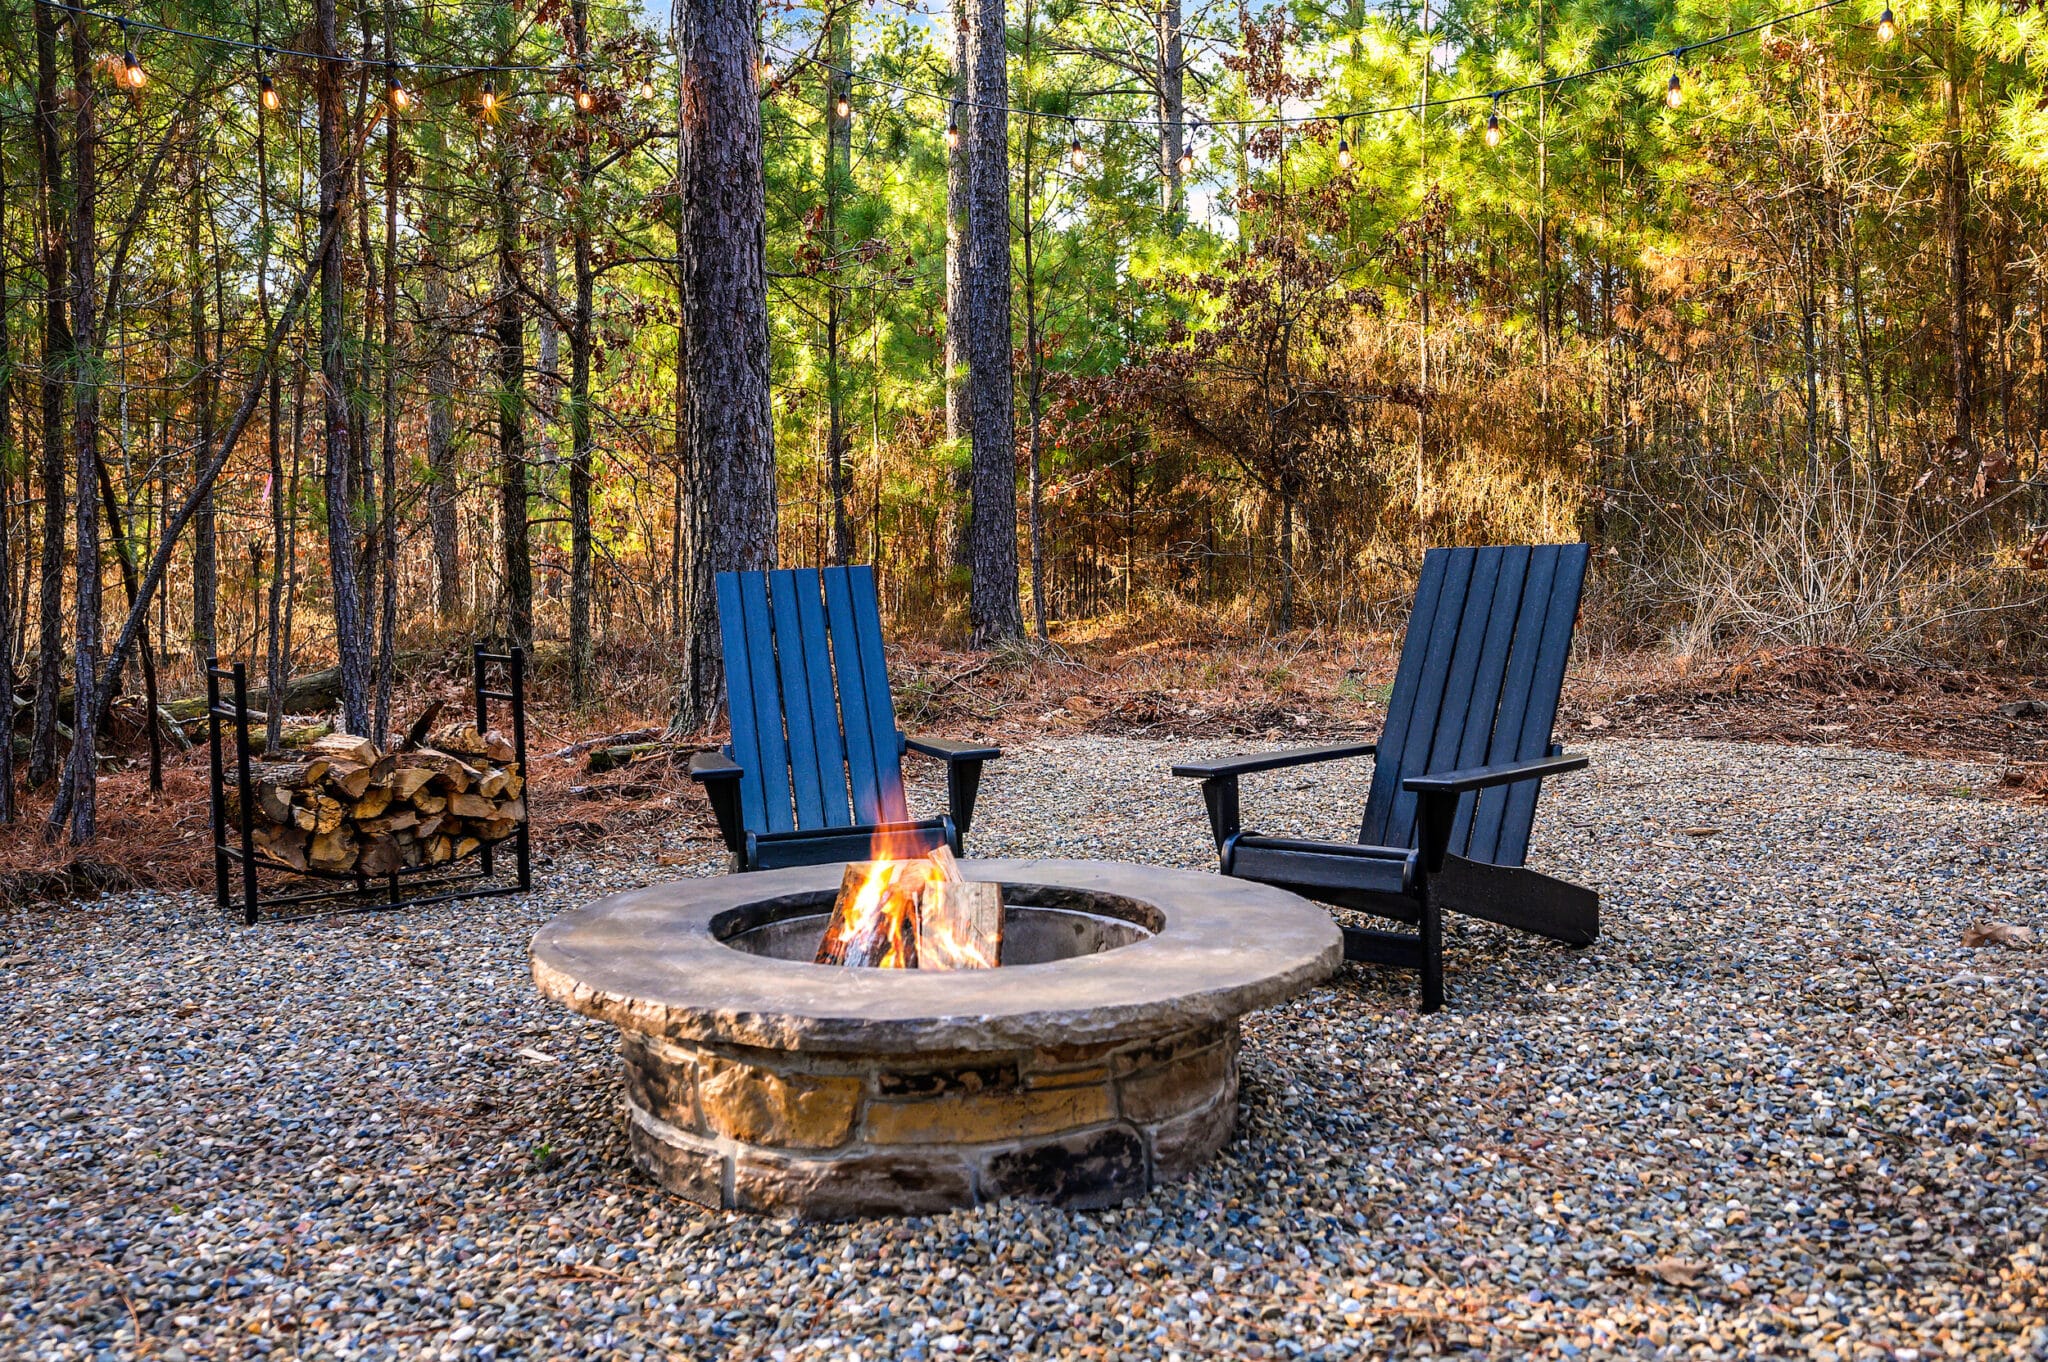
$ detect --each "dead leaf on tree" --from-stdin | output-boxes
[1962,922,2035,949]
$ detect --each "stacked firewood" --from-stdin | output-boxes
[224,722,525,876]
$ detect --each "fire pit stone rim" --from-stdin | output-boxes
[529,857,1343,1055]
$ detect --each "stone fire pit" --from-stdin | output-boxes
[530,858,1342,1218]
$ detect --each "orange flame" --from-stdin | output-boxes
[817,830,996,970]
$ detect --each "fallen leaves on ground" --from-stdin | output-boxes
[1962,921,2036,948]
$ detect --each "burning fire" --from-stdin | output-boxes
[815,831,1002,970]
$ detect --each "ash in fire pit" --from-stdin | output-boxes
[531,859,1341,1219]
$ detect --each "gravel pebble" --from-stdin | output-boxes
[2,736,2044,1360]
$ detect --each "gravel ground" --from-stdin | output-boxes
[3,736,2045,1361]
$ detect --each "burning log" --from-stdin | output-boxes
[225,719,525,876]
[815,847,1003,970]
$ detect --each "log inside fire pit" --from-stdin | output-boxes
[530,858,1342,1219]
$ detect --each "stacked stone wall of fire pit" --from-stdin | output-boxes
[530,858,1343,1219]
[619,1021,1241,1217]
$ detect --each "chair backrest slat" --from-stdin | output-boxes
[790,572,855,826]
[716,572,771,834]
[718,566,910,837]
[1359,544,1588,867]
[767,570,829,829]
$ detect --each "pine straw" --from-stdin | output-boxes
[9,635,2047,906]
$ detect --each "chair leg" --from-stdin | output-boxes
[1418,896,1444,1013]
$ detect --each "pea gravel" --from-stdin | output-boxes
[3,736,2045,1361]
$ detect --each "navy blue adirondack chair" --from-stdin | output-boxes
[687,566,1000,871]
[1172,544,1597,1012]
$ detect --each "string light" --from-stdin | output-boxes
[1665,65,1684,109]
[638,75,657,99]
[1179,140,1194,176]
[1069,121,1086,171]
[387,71,411,111]
[120,25,146,88]
[762,56,777,86]
[1336,119,1352,171]
[1877,5,1896,41]
[480,78,499,116]
[1484,96,1502,147]
[947,106,960,150]
[835,90,851,120]
[259,71,279,111]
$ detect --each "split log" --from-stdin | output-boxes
[215,727,528,878]
[915,880,1004,969]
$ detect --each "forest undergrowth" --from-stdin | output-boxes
[8,623,2047,908]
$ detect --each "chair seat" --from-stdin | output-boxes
[748,818,955,872]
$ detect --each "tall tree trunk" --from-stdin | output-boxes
[1155,0,1185,230]
[28,0,68,789]
[944,8,974,572]
[256,66,289,755]
[1945,30,1972,458]
[60,14,100,842]
[0,148,13,822]
[318,0,373,737]
[569,0,597,703]
[187,159,218,672]
[824,15,854,566]
[672,0,777,730]
[494,145,532,653]
[423,212,460,617]
[375,9,401,744]
[965,0,1022,644]
[1020,113,1048,640]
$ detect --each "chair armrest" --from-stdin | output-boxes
[903,735,1002,763]
[1402,752,1588,796]
[902,734,1000,842]
[686,750,746,856]
[1173,742,1378,854]
[1169,742,1377,780]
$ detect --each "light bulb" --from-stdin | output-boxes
[480,80,498,115]
[947,119,959,150]
[836,93,850,119]
[259,73,280,111]
[576,85,595,113]
[1179,147,1194,175]
[762,57,777,85]
[638,77,656,99]
[1665,71,1683,109]
[1070,136,1085,172]
[124,48,146,88]
[1877,5,1896,41]
[1337,136,1351,171]
[1484,105,1502,147]
[388,75,411,111]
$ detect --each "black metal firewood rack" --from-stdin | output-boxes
[206,645,532,925]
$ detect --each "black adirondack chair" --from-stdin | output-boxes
[687,566,1000,871]
[1171,543,1597,1012]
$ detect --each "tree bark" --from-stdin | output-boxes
[569,0,598,703]
[375,7,401,745]
[1945,29,1972,458]
[672,0,777,730]
[422,206,460,618]
[187,157,218,672]
[824,15,854,566]
[965,0,1022,644]
[1155,0,1185,230]
[944,8,975,572]
[256,62,289,755]
[59,15,101,842]
[0,148,13,822]
[28,0,68,789]
[494,140,532,653]
[317,0,373,738]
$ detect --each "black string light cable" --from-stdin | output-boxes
[34,0,641,76]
